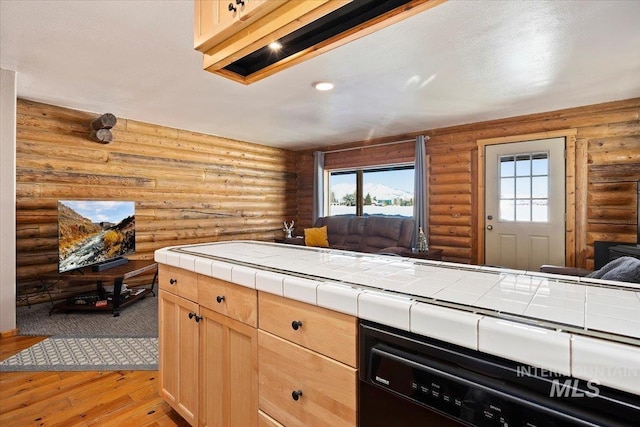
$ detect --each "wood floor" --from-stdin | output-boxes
[0,335,190,427]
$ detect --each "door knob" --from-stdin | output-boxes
[487,225,493,230]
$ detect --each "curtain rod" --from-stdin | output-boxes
[321,135,429,154]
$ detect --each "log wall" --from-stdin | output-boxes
[296,98,640,268]
[16,100,297,303]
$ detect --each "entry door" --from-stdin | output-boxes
[485,138,565,270]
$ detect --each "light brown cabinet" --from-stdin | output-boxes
[199,306,258,427]
[159,265,359,427]
[158,265,258,427]
[257,292,358,426]
[159,289,200,426]
[194,0,288,54]
[193,0,443,84]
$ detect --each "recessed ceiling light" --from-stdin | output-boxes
[313,81,334,91]
[268,41,282,50]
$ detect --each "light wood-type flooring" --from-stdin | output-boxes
[0,335,190,427]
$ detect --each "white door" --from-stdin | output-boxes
[485,138,565,270]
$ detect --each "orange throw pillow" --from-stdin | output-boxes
[304,226,329,248]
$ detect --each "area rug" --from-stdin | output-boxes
[0,336,158,372]
[16,294,158,337]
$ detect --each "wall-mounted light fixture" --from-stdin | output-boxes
[90,113,116,143]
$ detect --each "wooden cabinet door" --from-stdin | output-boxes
[200,306,258,427]
[194,0,239,51]
[158,290,200,426]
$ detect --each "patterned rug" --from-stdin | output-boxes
[0,336,158,372]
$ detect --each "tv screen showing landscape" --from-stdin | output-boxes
[58,200,135,273]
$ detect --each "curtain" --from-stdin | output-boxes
[413,135,427,248]
[312,151,325,225]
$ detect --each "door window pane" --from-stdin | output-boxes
[532,200,548,222]
[500,178,514,198]
[515,177,530,199]
[500,157,515,177]
[498,152,549,223]
[532,176,548,198]
[532,154,548,175]
[500,200,515,221]
[515,155,531,176]
[516,200,531,221]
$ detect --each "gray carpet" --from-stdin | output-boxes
[0,337,158,371]
[16,294,158,337]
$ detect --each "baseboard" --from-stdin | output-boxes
[0,328,18,339]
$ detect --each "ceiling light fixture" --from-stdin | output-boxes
[313,81,334,91]
[268,41,282,50]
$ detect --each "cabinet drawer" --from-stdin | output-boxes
[199,275,257,327]
[258,292,357,367]
[258,410,284,427]
[258,331,357,427]
[158,265,198,302]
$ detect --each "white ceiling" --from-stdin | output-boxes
[1,1,639,150]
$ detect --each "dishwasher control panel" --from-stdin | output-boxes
[371,345,560,427]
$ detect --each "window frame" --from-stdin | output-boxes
[327,163,415,217]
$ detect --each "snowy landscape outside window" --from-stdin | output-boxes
[328,165,414,217]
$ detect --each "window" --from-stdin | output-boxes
[499,152,549,222]
[328,165,414,217]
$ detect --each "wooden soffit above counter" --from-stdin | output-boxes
[194,0,445,84]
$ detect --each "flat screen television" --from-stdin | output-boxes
[58,200,135,273]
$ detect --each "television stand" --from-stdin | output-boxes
[43,260,157,317]
[92,256,129,272]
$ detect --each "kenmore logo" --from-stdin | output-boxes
[375,376,390,386]
[549,379,600,398]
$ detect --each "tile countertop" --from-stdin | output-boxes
[155,240,640,396]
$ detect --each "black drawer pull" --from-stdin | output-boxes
[188,312,202,322]
[169,278,177,285]
[291,320,303,330]
[216,295,225,303]
[291,390,303,401]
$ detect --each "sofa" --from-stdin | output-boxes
[287,215,415,255]
[540,256,640,283]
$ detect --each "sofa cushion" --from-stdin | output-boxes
[304,226,330,248]
[587,256,640,283]
[360,217,406,253]
[323,216,351,247]
[342,217,366,251]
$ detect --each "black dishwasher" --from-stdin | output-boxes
[359,320,640,427]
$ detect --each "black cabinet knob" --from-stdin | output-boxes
[188,312,202,322]
[195,314,202,322]
[228,3,236,12]
[169,278,177,285]
[291,320,303,330]
[236,0,245,5]
[188,312,195,319]
[291,390,303,401]
[216,295,225,303]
